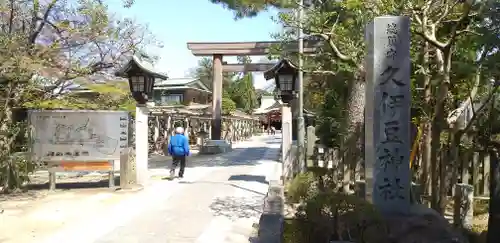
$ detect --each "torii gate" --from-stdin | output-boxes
[186,41,319,140]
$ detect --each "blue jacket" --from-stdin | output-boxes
[167,134,190,156]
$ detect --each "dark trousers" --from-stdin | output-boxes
[170,156,186,177]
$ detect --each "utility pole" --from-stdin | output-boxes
[297,0,306,173]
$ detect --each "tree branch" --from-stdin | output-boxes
[414,25,447,50]
[433,0,461,25]
[8,0,15,34]
[307,70,337,75]
[29,0,59,44]
[444,2,472,48]
[37,17,63,36]
[308,32,357,68]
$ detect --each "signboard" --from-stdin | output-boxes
[28,110,129,162]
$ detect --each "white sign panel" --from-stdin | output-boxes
[29,110,129,162]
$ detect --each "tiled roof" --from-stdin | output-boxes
[115,55,168,79]
[155,78,198,86]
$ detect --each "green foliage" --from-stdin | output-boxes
[227,73,258,113]
[256,89,273,96]
[0,121,34,192]
[190,56,259,114]
[23,82,136,111]
[0,152,35,193]
[0,0,158,192]
[208,0,292,19]
[285,173,384,243]
[222,96,237,115]
[189,57,236,90]
[316,81,346,147]
[286,172,316,203]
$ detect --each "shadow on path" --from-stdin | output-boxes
[178,180,266,196]
[209,194,263,220]
[177,180,267,220]
[228,174,269,185]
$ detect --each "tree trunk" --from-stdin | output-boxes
[419,41,433,198]
[430,111,442,212]
[0,105,15,191]
[487,148,500,243]
[430,47,451,215]
[448,130,463,194]
[343,75,365,193]
[421,124,432,193]
[438,131,455,215]
[0,80,25,191]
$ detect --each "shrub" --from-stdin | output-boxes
[286,172,316,203]
[292,191,384,243]
[284,172,467,243]
[0,152,36,193]
[286,172,384,243]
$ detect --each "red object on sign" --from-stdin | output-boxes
[59,161,111,171]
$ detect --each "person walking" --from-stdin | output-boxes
[166,127,190,179]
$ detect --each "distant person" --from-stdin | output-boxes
[166,127,190,179]
[271,126,276,135]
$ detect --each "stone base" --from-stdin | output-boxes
[199,140,232,154]
[114,184,144,193]
[372,205,468,243]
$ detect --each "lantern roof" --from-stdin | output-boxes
[263,59,298,80]
[115,55,168,80]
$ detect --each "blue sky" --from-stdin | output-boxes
[108,0,281,90]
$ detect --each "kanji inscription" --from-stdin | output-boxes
[365,16,411,215]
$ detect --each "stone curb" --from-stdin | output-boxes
[256,180,284,243]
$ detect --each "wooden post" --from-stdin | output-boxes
[211,54,223,140]
[355,180,366,198]
[184,117,190,141]
[411,182,423,204]
[473,152,480,194]
[154,116,160,143]
[482,152,490,195]
[165,115,171,145]
[109,160,115,187]
[461,150,471,184]
[487,150,500,243]
[306,126,316,169]
[209,122,212,140]
[49,171,56,190]
[453,183,474,230]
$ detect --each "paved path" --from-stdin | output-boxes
[39,134,281,243]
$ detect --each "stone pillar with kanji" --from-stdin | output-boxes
[365,16,411,215]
